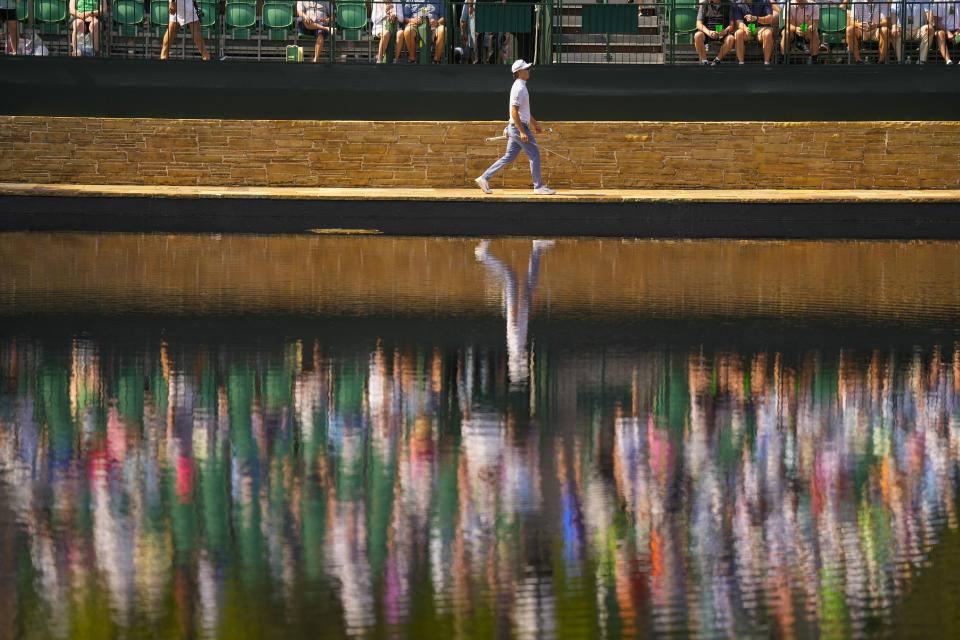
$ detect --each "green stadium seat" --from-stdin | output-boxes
[16,0,28,21]
[819,5,847,46]
[336,1,367,41]
[113,0,145,38]
[671,6,699,45]
[149,0,168,33]
[262,1,295,41]
[580,4,638,35]
[225,0,257,39]
[196,1,217,37]
[33,0,67,36]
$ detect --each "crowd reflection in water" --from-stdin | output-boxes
[1,333,959,638]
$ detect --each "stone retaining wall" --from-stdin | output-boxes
[2,117,958,189]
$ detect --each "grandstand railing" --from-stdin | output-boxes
[2,1,956,64]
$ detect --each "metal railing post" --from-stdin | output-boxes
[783,0,790,65]
[668,0,674,64]
[899,0,907,63]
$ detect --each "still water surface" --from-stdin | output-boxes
[2,234,960,639]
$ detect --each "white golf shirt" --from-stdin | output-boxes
[509,78,531,125]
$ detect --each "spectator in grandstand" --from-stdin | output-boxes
[296,0,332,62]
[732,0,780,64]
[460,0,476,63]
[372,2,406,63]
[846,0,889,63]
[1,0,18,55]
[160,0,210,60]
[930,0,958,63]
[889,1,934,63]
[780,0,820,61]
[695,0,736,65]
[69,0,103,56]
[403,2,446,63]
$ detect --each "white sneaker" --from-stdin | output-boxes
[531,239,556,251]
[533,186,556,195]
[474,176,492,194]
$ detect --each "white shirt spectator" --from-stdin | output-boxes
[297,0,331,23]
[933,1,960,29]
[788,0,819,25]
[894,1,931,28]
[509,78,531,124]
[849,0,887,26]
[371,2,404,37]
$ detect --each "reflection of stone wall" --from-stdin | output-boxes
[2,116,959,189]
[3,234,960,321]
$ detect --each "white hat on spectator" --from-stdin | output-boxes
[511,59,533,73]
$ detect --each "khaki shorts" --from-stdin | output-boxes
[855,26,882,42]
[743,25,776,41]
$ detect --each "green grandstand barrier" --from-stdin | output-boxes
[475,3,531,34]
[580,3,637,35]
[379,18,397,62]
[417,17,430,63]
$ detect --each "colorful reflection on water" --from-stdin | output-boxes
[1,236,959,639]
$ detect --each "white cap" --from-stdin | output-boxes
[511,59,533,73]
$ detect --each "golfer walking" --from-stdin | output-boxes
[475,60,556,195]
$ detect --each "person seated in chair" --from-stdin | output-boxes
[781,0,820,62]
[930,1,959,64]
[297,0,332,62]
[695,0,736,65]
[846,0,890,63]
[403,2,446,63]
[69,0,103,56]
[732,0,780,64]
[889,1,934,63]
[372,2,406,63]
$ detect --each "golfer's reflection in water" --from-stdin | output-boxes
[474,239,555,387]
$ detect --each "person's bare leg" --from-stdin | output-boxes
[433,25,445,60]
[90,17,99,54]
[938,30,952,62]
[394,28,405,60]
[847,24,861,62]
[809,28,819,59]
[694,31,707,61]
[188,21,208,60]
[160,22,179,59]
[719,34,735,59]
[404,24,416,60]
[314,32,324,61]
[3,19,15,54]
[71,20,82,56]
[735,27,747,62]
[378,32,389,61]
[780,23,790,55]
[878,26,888,61]
[762,28,773,62]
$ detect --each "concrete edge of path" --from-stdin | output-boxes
[4,183,960,204]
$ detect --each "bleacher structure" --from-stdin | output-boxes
[3,1,946,65]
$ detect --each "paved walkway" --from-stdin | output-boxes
[3,183,960,203]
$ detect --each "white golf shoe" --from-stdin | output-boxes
[533,186,556,195]
[475,176,492,194]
